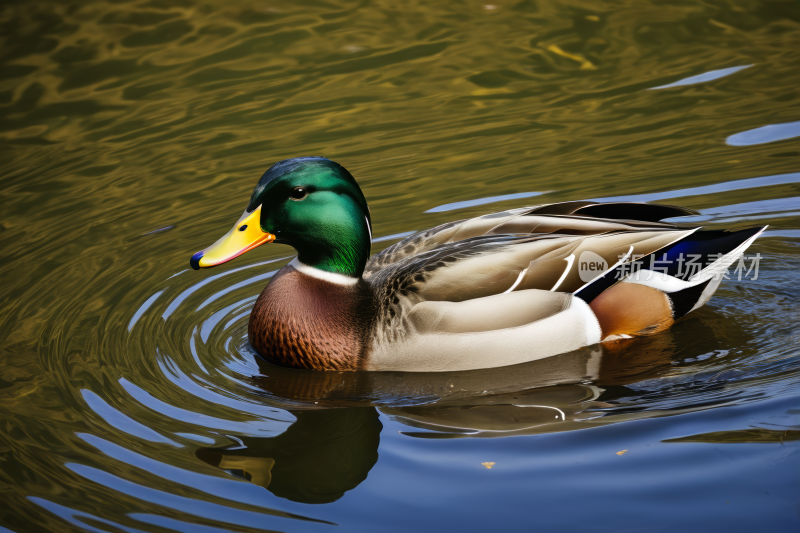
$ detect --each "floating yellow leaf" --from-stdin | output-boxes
[482,462,496,469]
[616,450,628,455]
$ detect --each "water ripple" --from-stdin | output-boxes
[649,65,753,90]
[727,121,800,146]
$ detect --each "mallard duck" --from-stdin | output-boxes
[190,157,765,372]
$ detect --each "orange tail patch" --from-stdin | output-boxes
[589,282,674,340]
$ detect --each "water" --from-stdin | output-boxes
[1,0,799,531]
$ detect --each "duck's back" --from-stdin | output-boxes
[363,201,694,278]
[360,201,764,372]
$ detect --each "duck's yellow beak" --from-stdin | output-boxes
[190,205,275,269]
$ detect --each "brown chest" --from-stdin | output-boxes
[247,266,376,370]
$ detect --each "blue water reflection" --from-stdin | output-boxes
[592,172,800,204]
[82,390,181,447]
[727,121,800,146]
[129,514,234,533]
[128,290,165,332]
[29,497,145,533]
[426,191,549,213]
[78,433,284,510]
[649,65,753,90]
[65,464,325,528]
[668,196,800,223]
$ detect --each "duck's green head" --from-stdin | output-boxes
[190,157,372,277]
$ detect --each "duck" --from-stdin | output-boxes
[190,157,765,372]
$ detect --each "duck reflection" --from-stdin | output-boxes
[251,344,610,408]
[196,408,380,504]
[198,308,741,502]
[385,384,601,438]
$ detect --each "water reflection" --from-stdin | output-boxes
[727,121,800,146]
[251,345,608,408]
[386,386,595,438]
[425,191,550,213]
[649,64,752,90]
[593,172,800,204]
[194,308,762,504]
[664,428,800,444]
[197,408,381,504]
[675,196,800,224]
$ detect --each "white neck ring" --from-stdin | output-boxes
[288,257,360,285]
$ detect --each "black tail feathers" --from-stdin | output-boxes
[576,226,766,304]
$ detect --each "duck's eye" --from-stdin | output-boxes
[239,224,247,232]
[290,187,308,200]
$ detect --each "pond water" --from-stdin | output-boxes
[1,0,799,531]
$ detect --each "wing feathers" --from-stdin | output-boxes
[364,201,718,343]
[365,201,685,277]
